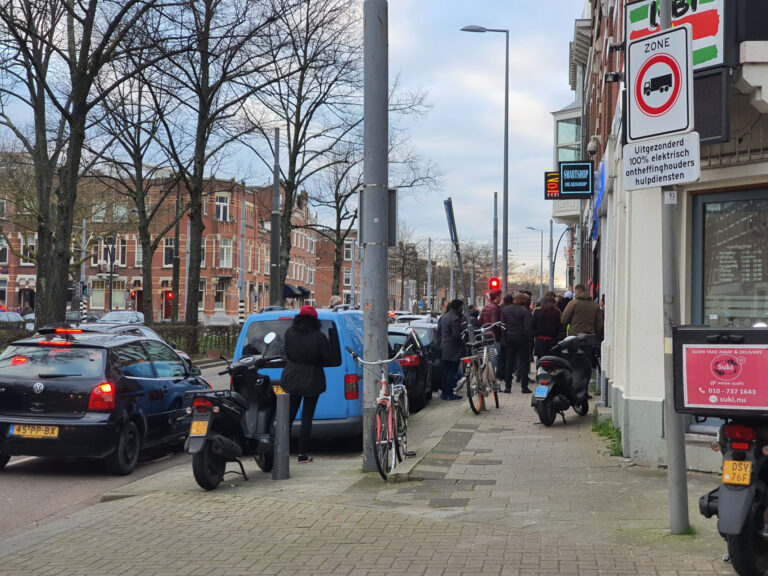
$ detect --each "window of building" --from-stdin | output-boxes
[0,238,8,265]
[214,279,227,309]
[0,200,7,219]
[0,279,6,307]
[91,280,106,309]
[200,237,206,268]
[198,279,206,311]
[119,238,127,266]
[102,238,113,264]
[248,243,252,272]
[203,195,208,216]
[556,117,581,162]
[343,267,352,286]
[21,234,35,265]
[92,202,106,222]
[135,238,143,267]
[245,201,254,227]
[216,193,230,222]
[219,238,232,268]
[344,240,353,261]
[163,238,174,267]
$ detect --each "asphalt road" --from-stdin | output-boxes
[0,365,229,538]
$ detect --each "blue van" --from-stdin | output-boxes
[234,308,398,438]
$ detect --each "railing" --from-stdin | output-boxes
[151,323,242,358]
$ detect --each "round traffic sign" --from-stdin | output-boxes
[634,53,682,118]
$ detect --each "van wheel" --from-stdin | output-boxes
[106,421,140,475]
[0,454,9,469]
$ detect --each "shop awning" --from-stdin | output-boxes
[296,285,311,297]
[283,284,303,299]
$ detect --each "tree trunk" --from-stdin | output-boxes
[140,237,155,324]
[278,183,296,301]
[332,237,342,298]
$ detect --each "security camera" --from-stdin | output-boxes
[586,136,601,157]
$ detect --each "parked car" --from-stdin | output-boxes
[24,311,101,331]
[235,308,402,439]
[388,325,432,411]
[0,329,210,474]
[98,311,144,324]
[74,323,193,365]
[392,314,435,325]
[0,311,25,329]
[408,321,443,393]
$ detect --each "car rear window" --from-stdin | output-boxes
[243,318,341,367]
[410,326,435,346]
[0,345,106,378]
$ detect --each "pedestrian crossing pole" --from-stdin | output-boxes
[239,181,246,325]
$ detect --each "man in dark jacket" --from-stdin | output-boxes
[501,293,532,393]
[560,284,604,366]
[282,305,337,463]
[436,299,465,400]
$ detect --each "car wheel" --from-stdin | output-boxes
[105,420,140,475]
[0,454,9,469]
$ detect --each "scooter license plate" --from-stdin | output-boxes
[722,460,752,485]
[190,419,209,436]
[535,385,549,399]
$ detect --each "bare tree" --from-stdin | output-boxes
[0,0,161,327]
[240,0,362,303]
[150,0,287,327]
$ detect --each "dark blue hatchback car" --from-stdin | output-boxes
[0,328,210,474]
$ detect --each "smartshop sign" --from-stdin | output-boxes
[558,161,593,199]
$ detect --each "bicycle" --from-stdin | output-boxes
[346,345,412,480]
[463,323,503,414]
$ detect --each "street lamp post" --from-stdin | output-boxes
[461,24,509,295]
[526,226,544,300]
[552,226,571,290]
[109,209,138,311]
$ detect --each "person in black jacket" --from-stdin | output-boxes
[282,305,337,463]
[436,299,465,400]
[501,292,532,393]
[532,295,561,358]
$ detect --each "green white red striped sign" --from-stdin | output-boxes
[626,0,723,70]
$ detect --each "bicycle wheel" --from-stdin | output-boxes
[395,400,408,463]
[372,402,392,480]
[466,368,484,414]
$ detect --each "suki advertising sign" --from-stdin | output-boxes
[682,345,768,411]
[626,0,724,70]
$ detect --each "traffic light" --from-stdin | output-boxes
[130,291,136,299]
[81,282,88,296]
[167,291,174,300]
[488,277,500,291]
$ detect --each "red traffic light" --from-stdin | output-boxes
[166,292,174,300]
[130,291,136,299]
[488,277,500,291]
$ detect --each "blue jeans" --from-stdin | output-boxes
[442,359,460,397]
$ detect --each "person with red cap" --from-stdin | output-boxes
[282,305,337,463]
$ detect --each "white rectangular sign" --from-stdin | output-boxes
[627,26,694,142]
[623,131,701,191]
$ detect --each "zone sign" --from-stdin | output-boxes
[627,25,693,143]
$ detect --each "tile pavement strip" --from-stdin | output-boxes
[0,390,738,575]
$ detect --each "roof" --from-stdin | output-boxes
[13,331,147,349]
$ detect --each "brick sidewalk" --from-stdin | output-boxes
[0,390,736,575]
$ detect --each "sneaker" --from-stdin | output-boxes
[503,386,512,393]
[442,392,463,400]
[521,386,532,394]
[298,454,314,463]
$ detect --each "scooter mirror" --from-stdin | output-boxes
[264,332,277,344]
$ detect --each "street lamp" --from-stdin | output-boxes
[526,226,544,301]
[108,208,138,311]
[552,226,572,290]
[461,24,509,296]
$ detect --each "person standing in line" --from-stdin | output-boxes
[282,305,337,463]
[532,294,562,359]
[436,299,465,401]
[479,289,503,378]
[560,284,604,365]
[502,292,532,393]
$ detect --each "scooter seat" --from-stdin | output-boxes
[538,355,573,371]
[230,391,249,411]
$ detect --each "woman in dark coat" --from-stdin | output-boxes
[282,305,337,463]
[531,296,562,358]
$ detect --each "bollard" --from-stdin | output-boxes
[272,390,290,480]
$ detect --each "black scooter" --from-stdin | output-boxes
[532,334,592,426]
[699,420,768,576]
[186,333,282,490]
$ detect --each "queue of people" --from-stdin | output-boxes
[437,284,604,400]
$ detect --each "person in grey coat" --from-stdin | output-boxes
[501,293,533,393]
[436,299,465,400]
[282,305,337,463]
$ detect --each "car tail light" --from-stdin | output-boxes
[344,374,359,400]
[724,424,756,443]
[10,356,27,366]
[193,397,214,412]
[88,382,116,411]
[39,340,72,346]
[55,328,82,334]
[398,355,420,367]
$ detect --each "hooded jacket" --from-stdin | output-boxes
[561,292,603,336]
[282,315,337,396]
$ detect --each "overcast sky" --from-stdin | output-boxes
[386,0,585,283]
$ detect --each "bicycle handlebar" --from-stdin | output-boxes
[346,345,405,366]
